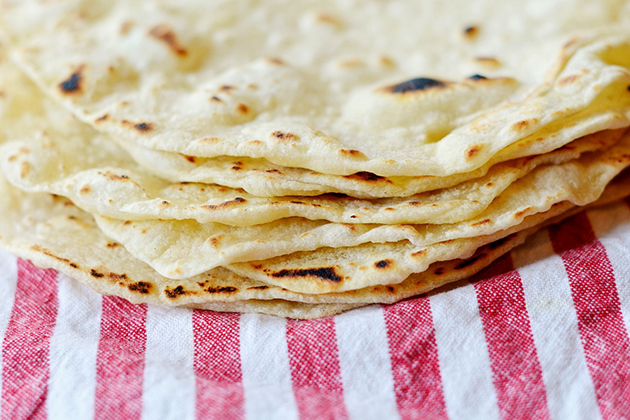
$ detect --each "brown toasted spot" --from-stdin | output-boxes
[201,197,247,211]
[183,155,196,163]
[374,259,392,269]
[210,96,222,102]
[123,220,132,225]
[209,235,223,247]
[30,245,76,267]
[471,218,491,227]
[251,263,263,270]
[627,85,630,92]
[512,119,537,131]
[219,85,234,92]
[411,249,428,258]
[514,206,533,219]
[59,67,84,94]
[344,171,386,182]
[79,184,91,194]
[7,155,17,162]
[165,285,187,299]
[463,25,479,39]
[338,59,364,69]
[271,267,342,282]
[386,286,395,292]
[266,58,285,66]
[200,137,220,143]
[95,114,109,122]
[272,131,299,141]
[434,267,445,275]
[486,182,494,187]
[558,74,580,86]
[120,20,134,35]
[315,13,339,25]
[248,285,269,290]
[379,56,395,67]
[339,149,365,158]
[232,166,241,170]
[90,269,104,278]
[236,103,249,114]
[108,272,128,281]
[466,144,482,159]
[475,57,500,68]
[206,286,238,294]
[104,172,129,181]
[128,281,151,294]
[343,223,357,232]
[149,24,187,56]
[247,84,258,90]
[455,253,487,270]
[350,215,357,219]
[266,169,283,175]
[106,242,120,248]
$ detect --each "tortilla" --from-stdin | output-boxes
[2,129,621,226]
[2,1,630,176]
[93,131,630,279]
[1,170,629,319]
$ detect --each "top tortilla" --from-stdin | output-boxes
[2,0,630,177]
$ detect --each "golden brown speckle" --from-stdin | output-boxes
[120,20,134,35]
[466,144,482,159]
[475,57,500,68]
[149,24,188,56]
[272,131,299,141]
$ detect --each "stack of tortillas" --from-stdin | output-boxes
[1,0,630,318]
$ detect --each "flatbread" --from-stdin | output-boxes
[2,60,623,227]
[1,170,629,319]
[2,1,630,176]
[2,129,621,225]
[93,132,630,279]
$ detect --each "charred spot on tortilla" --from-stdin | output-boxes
[271,267,342,282]
[388,77,446,93]
[59,70,83,93]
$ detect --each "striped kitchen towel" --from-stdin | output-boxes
[1,198,630,420]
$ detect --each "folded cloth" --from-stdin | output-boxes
[1,199,629,420]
